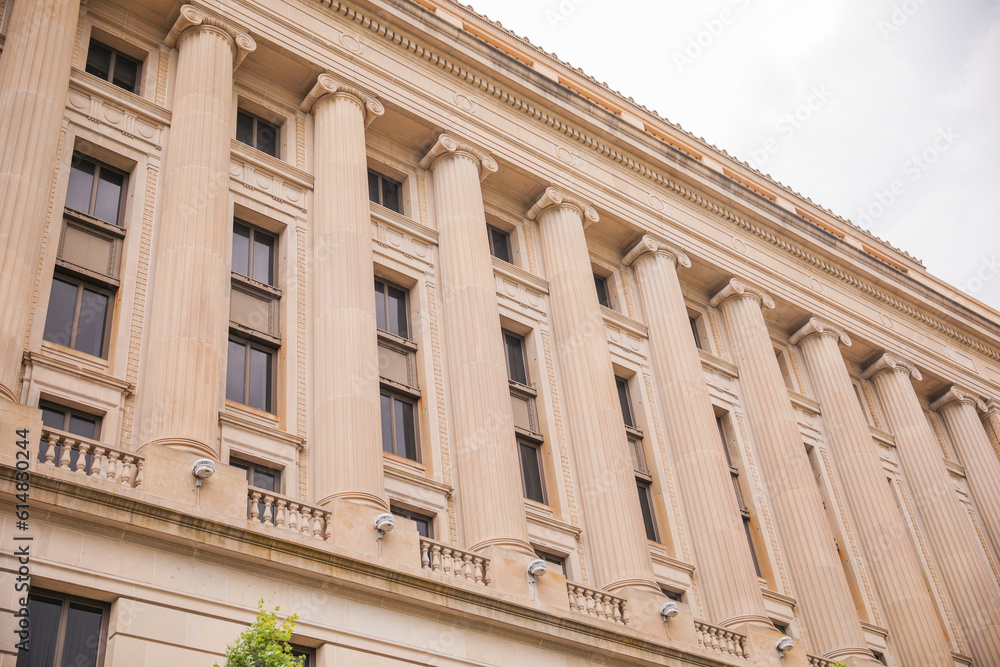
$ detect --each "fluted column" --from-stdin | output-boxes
[137,6,255,457]
[793,319,952,666]
[625,236,768,627]
[302,73,386,509]
[984,400,1000,464]
[529,188,658,594]
[864,353,1000,664]
[932,386,1000,565]
[421,134,533,556]
[0,0,81,400]
[711,279,873,663]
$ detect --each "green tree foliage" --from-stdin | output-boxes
[215,600,301,667]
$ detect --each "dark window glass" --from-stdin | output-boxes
[616,377,634,428]
[519,439,545,503]
[16,596,61,667]
[504,332,528,385]
[68,414,98,440]
[227,340,246,405]
[391,506,434,539]
[65,158,96,214]
[744,517,762,577]
[227,338,275,413]
[40,406,66,431]
[289,646,314,667]
[252,233,274,285]
[487,225,511,263]
[367,170,403,214]
[42,277,113,358]
[374,279,408,339]
[689,316,703,350]
[662,588,684,603]
[534,549,566,576]
[93,168,125,225]
[594,274,611,308]
[65,154,127,226]
[380,391,419,461]
[231,458,281,494]
[248,347,272,412]
[86,39,141,94]
[637,480,658,542]
[236,109,280,158]
[232,221,275,287]
[232,222,251,278]
[36,403,101,467]
[61,604,102,665]
[16,592,105,667]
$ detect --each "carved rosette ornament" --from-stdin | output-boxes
[709,277,776,310]
[622,234,691,270]
[862,352,923,382]
[525,186,599,225]
[165,4,256,69]
[418,133,498,181]
[789,317,852,347]
[300,72,385,127]
[930,385,989,413]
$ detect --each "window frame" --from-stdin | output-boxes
[717,414,763,577]
[380,387,421,462]
[16,589,109,667]
[390,505,434,539]
[39,401,102,439]
[487,224,513,264]
[533,548,567,577]
[232,219,277,288]
[503,330,530,387]
[594,273,612,309]
[85,38,142,94]
[42,273,116,358]
[230,456,283,494]
[236,109,281,158]
[226,334,277,414]
[64,153,129,227]
[289,645,316,667]
[636,478,659,543]
[517,435,547,505]
[368,169,403,214]
[374,278,411,341]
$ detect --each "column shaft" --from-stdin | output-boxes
[309,82,385,509]
[712,281,871,660]
[795,322,952,666]
[532,191,657,592]
[137,18,245,456]
[424,136,532,554]
[627,238,768,626]
[866,356,1000,664]
[934,389,1000,566]
[0,0,81,399]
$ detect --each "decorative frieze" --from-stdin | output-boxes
[67,72,169,150]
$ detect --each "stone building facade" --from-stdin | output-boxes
[1,0,1000,665]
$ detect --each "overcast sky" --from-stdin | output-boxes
[462,0,1000,311]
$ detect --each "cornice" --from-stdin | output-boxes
[623,234,691,270]
[300,71,385,127]
[930,385,988,413]
[789,317,852,347]
[165,4,256,70]
[709,277,776,310]
[310,0,1000,365]
[862,352,922,382]
[418,132,498,181]
[24,350,134,395]
[525,186,598,224]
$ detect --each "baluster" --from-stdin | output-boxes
[323,511,334,542]
[275,500,287,528]
[134,459,144,489]
[566,585,578,612]
[430,545,442,573]
[119,455,135,486]
[43,435,58,466]
[58,438,74,471]
[312,512,323,538]
[442,548,454,576]
[262,494,274,526]
[612,599,623,624]
[105,451,120,483]
[461,554,473,581]
[472,556,484,585]
[584,590,596,618]
[620,600,629,627]
[90,447,105,479]
[249,492,261,521]
[484,560,492,587]
[287,503,299,531]
[74,442,89,474]
[299,507,312,535]
[420,542,430,570]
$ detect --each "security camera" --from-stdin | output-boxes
[527,559,547,582]
[659,601,680,622]
[192,459,216,487]
[776,636,794,658]
[374,513,395,540]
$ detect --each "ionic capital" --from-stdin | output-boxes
[930,385,988,413]
[709,277,775,311]
[623,234,691,270]
[418,133,498,181]
[526,186,599,226]
[862,352,922,382]
[986,398,1000,418]
[789,317,852,347]
[300,72,385,126]
[165,4,256,70]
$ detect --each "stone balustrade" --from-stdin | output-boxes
[566,582,629,626]
[694,620,750,660]
[419,537,491,587]
[39,427,143,488]
[248,487,334,542]
[807,656,836,667]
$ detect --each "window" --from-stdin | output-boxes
[661,587,684,603]
[227,338,274,412]
[374,279,409,339]
[637,480,658,542]
[85,39,141,94]
[391,506,434,538]
[616,377,636,428]
[37,402,102,468]
[618,376,657,541]
[64,154,127,226]
[236,109,280,158]
[15,590,106,667]
[487,224,512,263]
[42,277,113,357]
[368,170,402,214]
[772,621,789,636]
[232,221,276,286]
[381,390,419,461]
[518,437,546,504]
[504,331,529,386]
[594,274,612,309]
[289,646,315,667]
[534,548,567,577]
[717,415,762,577]
[689,316,703,350]
[872,651,887,666]
[231,457,281,493]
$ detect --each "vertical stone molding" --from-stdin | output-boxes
[0,0,82,400]
[932,386,1000,564]
[711,280,874,662]
[864,354,1000,664]
[625,236,769,628]
[420,134,533,556]
[530,188,659,595]
[984,399,1000,463]
[303,73,387,510]
[137,6,256,457]
[792,319,953,666]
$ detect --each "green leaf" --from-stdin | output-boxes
[213,599,302,667]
